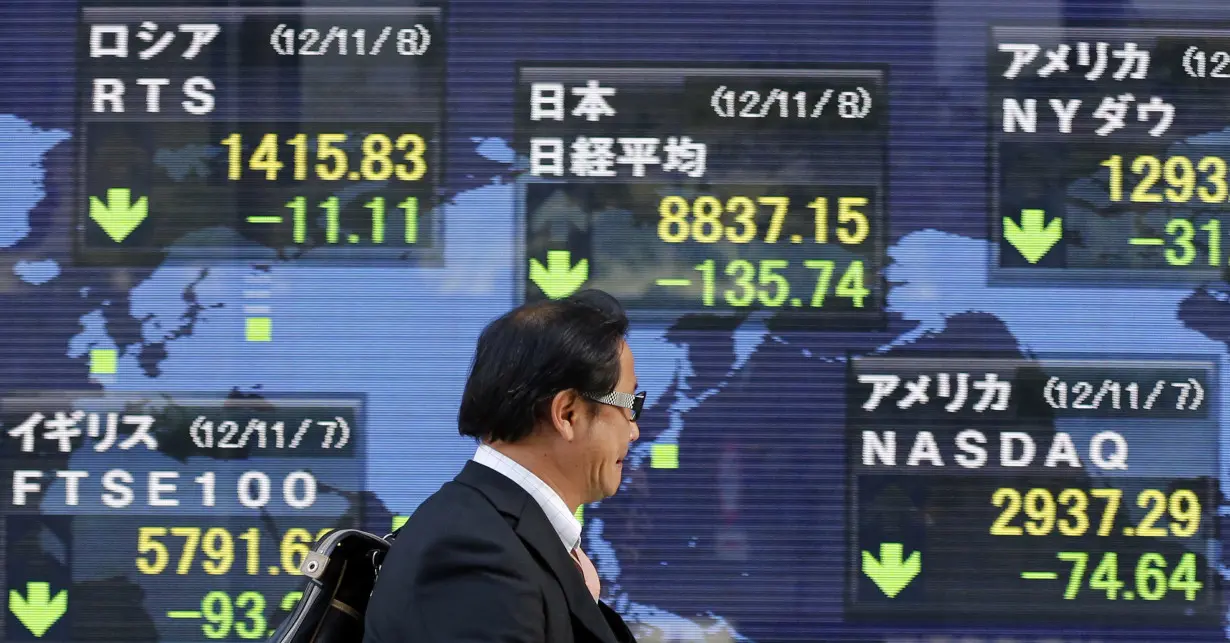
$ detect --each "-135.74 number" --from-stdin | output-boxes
[694,258,869,308]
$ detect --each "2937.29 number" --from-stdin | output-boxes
[990,487,1201,538]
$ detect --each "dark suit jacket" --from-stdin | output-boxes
[363,461,637,643]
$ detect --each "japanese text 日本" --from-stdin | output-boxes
[527,80,709,179]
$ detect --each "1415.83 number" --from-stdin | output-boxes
[221,132,427,182]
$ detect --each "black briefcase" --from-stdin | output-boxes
[266,528,397,643]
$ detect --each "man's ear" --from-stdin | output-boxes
[548,389,582,441]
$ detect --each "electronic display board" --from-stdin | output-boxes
[846,355,1221,633]
[516,64,889,329]
[6,2,1230,642]
[0,390,365,641]
[991,25,1230,286]
[74,5,446,267]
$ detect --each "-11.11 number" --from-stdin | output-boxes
[284,196,419,244]
[694,259,868,308]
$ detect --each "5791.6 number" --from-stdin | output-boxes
[136,526,331,576]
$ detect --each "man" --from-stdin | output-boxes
[364,289,642,643]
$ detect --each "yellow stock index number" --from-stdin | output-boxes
[657,195,871,245]
[1054,552,1203,602]
[221,132,427,182]
[135,526,332,576]
[695,259,869,309]
[990,488,1201,539]
[1102,154,1229,204]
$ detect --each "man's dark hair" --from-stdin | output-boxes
[458,289,629,443]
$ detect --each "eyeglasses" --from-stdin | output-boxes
[583,390,645,422]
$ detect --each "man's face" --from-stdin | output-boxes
[573,340,640,503]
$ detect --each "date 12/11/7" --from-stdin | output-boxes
[247,195,420,245]
[670,258,869,308]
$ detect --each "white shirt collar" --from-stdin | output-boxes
[472,443,582,552]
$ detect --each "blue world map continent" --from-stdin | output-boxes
[0,114,69,256]
[4,114,1230,640]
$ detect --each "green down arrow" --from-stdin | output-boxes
[529,250,588,299]
[1003,208,1062,264]
[89,188,148,243]
[9,581,67,637]
[861,543,920,598]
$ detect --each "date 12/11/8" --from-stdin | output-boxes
[684,258,869,308]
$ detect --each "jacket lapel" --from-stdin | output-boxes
[514,504,621,643]
[456,461,620,643]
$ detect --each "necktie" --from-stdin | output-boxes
[570,545,601,600]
